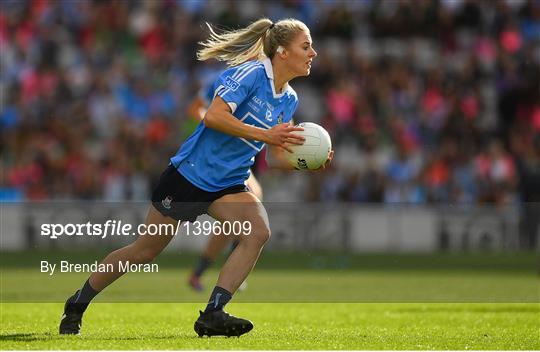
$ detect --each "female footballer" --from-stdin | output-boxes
[60,17,330,338]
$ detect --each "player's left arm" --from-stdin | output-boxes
[265,144,296,170]
[187,96,207,121]
[317,149,334,170]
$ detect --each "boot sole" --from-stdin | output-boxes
[194,321,253,337]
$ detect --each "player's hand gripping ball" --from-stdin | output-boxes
[284,122,332,170]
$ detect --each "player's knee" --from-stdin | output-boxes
[248,225,271,247]
[261,227,271,244]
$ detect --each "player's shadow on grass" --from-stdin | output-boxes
[0,332,240,342]
[0,333,51,342]
[82,335,180,341]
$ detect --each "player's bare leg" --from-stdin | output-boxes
[194,191,269,337]
[189,232,231,291]
[60,205,177,334]
[189,173,263,290]
[208,193,268,292]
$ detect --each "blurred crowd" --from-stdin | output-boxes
[1,0,539,209]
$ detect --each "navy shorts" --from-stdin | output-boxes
[151,165,248,222]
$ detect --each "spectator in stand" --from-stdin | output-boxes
[1,0,538,228]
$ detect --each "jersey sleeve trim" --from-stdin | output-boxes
[215,62,261,113]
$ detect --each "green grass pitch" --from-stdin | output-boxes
[1,302,538,350]
[1,251,539,349]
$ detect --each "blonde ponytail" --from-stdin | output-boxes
[198,18,309,67]
[197,18,273,66]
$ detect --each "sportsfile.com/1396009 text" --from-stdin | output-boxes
[40,220,252,239]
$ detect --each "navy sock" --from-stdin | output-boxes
[204,286,232,313]
[194,256,213,277]
[71,279,99,313]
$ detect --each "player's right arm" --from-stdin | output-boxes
[204,95,304,153]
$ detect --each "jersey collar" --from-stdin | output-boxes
[262,57,290,99]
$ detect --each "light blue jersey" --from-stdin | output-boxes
[171,58,299,192]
